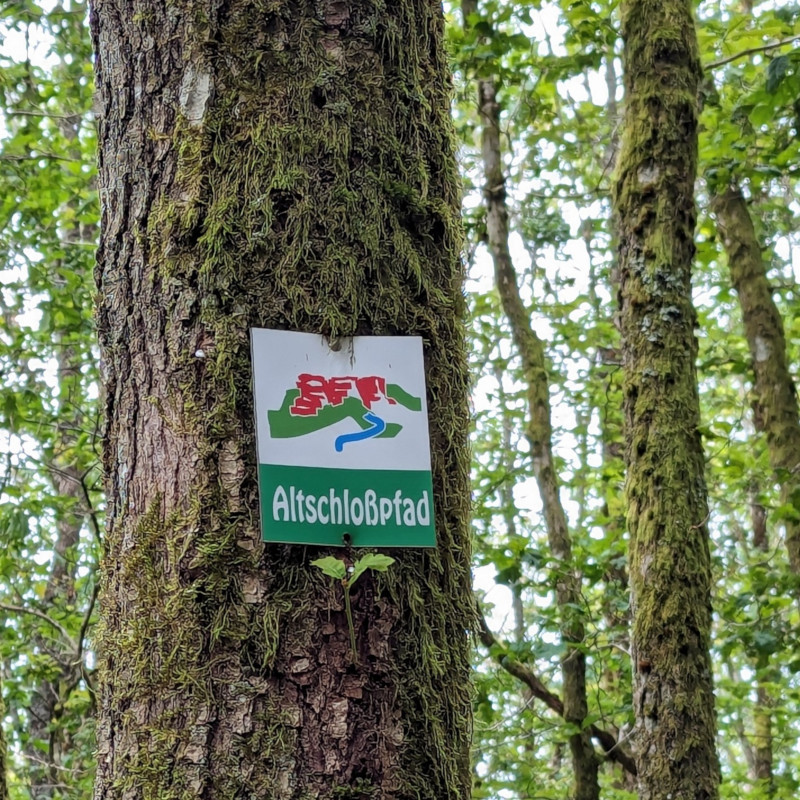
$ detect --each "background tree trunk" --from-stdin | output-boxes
[712,186,800,578]
[23,110,98,800]
[0,692,7,800]
[749,488,775,795]
[613,0,720,797]
[90,1,473,798]
[463,6,599,794]
[25,335,91,800]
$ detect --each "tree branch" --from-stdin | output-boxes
[3,109,83,123]
[0,153,78,162]
[76,580,99,663]
[0,603,77,651]
[79,468,103,546]
[477,607,564,714]
[476,605,638,777]
[706,34,800,70]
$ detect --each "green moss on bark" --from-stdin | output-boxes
[612,0,720,797]
[92,1,473,798]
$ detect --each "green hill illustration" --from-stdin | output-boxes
[268,384,421,439]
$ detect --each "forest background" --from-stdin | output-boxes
[1,0,799,798]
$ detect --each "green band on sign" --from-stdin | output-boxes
[259,464,436,547]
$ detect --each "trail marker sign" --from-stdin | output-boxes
[251,329,436,547]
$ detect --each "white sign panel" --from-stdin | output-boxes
[251,329,436,547]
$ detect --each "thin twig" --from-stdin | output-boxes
[3,109,83,122]
[79,469,103,545]
[706,34,800,69]
[476,602,638,776]
[0,153,79,162]
[76,580,100,662]
[0,602,77,651]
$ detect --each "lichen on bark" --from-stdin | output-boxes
[612,0,720,797]
[90,1,473,798]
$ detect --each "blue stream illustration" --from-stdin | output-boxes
[335,412,386,452]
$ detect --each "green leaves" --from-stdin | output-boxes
[766,54,790,94]
[310,556,347,581]
[1,0,799,797]
[311,553,395,586]
[350,553,395,584]
[0,2,100,797]
[310,553,395,663]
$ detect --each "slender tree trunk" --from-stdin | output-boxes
[491,367,537,740]
[462,5,598,796]
[603,44,621,176]
[753,661,774,792]
[726,658,757,777]
[480,76,598,800]
[25,108,97,799]
[491,367,528,649]
[0,692,7,800]
[712,186,800,577]
[749,489,775,794]
[613,1,720,797]
[90,2,473,799]
[25,342,87,800]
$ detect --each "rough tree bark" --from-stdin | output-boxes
[90,2,473,799]
[613,0,721,797]
[712,186,800,578]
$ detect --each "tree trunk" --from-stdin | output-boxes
[0,692,7,800]
[753,666,774,792]
[749,489,774,795]
[462,5,598,796]
[90,2,473,798]
[613,1,720,797]
[25,342,88,800]
[712,186,800,577]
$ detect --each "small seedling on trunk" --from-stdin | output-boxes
[311,553,395,662]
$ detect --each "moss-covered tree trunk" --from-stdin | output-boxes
[612,1,720,797]
[90,2,473,798]
[712,186,800,578]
